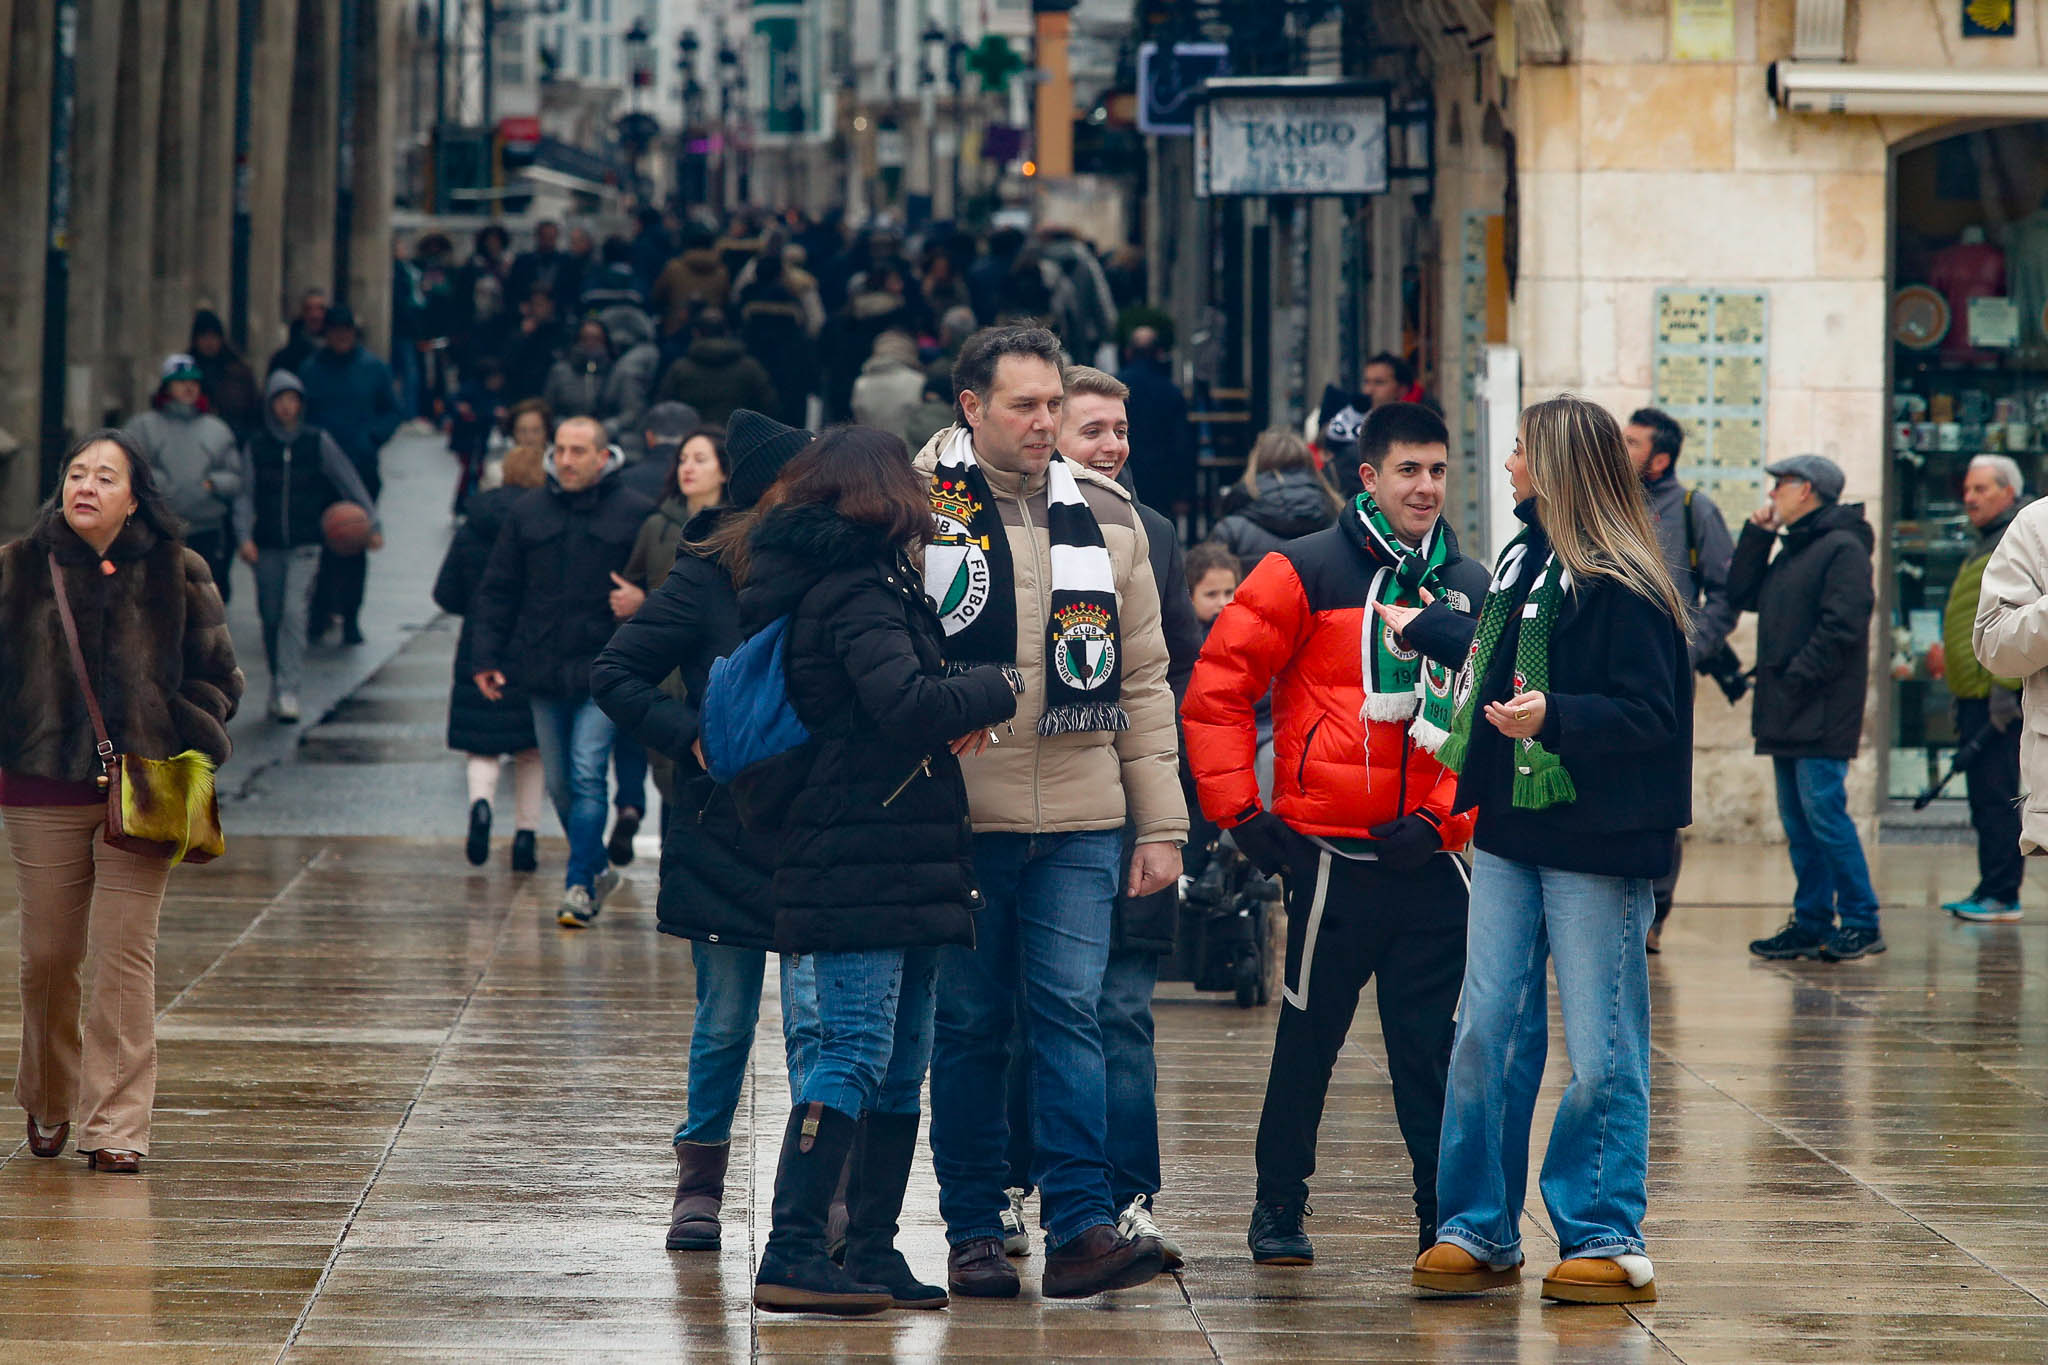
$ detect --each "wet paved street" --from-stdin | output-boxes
[1,834,2044,1362]
[4,441,2048,1361]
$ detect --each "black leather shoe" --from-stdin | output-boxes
[946,1236,1021,1299]
[510,830,538,872]
[465,800,491,866]
[1041,1223,1163,1299]
[1249,1199,1314,1265]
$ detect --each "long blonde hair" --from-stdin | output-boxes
[1520,395,1690,630]
[1240,428,1337,509]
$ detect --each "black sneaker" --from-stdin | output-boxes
[1748,919,1828,960]
[607,809,641,866]
[1819,925,1887,961]
[1248,1199,1313,1266]
[465,800,492,867]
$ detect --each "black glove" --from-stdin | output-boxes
[1227,811,1294,878]
[1991,686,2023,733]
[1368,812,1443,873]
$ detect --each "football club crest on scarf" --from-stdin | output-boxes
[1052,602,1118,692]
[927,476,993,634]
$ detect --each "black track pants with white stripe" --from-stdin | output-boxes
[1252,839,1469,1239]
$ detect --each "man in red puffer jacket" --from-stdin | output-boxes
[1184,402,1490,1268]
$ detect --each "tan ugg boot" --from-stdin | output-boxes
[1541,1255,1657,1304]
[1411,1242,1522,1294]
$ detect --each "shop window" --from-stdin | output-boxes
[1888,124,2048,802]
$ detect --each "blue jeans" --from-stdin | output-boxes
[1100,948,1161,1207]
[930,829,1121,1251]
[1774,756,1881,933]
[797,947,939,1119]
[677,945,820,1144]
[1436,850,1653,1265]
[1003,946,1163,1208]
[529,696,614,891]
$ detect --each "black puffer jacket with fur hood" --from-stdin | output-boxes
[737,503,1017,954]
[0,518,243,784]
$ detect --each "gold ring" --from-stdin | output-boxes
[1517,708,1529,721]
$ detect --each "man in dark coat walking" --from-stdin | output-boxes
[1117,328,1195,515]
[1730,454,1884,963]
[298,305,400,644]
[471,416,654,929]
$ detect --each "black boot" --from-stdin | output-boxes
[753,1103,893,1316]
[842,1111,948,1309]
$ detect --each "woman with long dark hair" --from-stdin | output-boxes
[736,426,1018,1316]
[589,409,821,1256]
[0,430,243,1173]
[1381,395,1690,1305]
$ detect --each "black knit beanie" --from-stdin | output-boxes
[725,409,814,508]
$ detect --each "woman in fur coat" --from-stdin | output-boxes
[0,429,243,1173]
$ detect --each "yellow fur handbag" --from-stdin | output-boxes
[48,552,225,865]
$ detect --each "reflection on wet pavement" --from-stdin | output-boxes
[1,839,2043,1361]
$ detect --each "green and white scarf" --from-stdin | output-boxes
[1435,528,1577,810]
[1355,493,1461,753]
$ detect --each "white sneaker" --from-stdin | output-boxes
[592,865,623,907]
[1119,1195,1184,1271]
[557,885,596,928]
[1000,1187,1030,1257]
[270,693,300,723]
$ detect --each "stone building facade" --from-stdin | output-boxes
[0,0,404,535]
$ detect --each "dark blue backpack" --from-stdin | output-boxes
[700,615,812,784]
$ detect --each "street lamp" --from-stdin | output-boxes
[624,17,652,105]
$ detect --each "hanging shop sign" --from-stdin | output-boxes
[1651,288,1771,495]
[1194,79,1389,198]
[1137,42,1230,136]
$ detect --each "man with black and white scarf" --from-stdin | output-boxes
[914,325,1187,1303]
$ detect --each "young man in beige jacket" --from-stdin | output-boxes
[915,325,1187,1302]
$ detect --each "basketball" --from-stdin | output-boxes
[321,501,373,555]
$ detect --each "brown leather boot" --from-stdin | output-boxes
[1541,1256,1657,1304]
[667,1140,730,1250]
[1411,1242,1522,1294]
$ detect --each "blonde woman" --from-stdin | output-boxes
[1377,395,1690,1305]
[1207,428,1339,574]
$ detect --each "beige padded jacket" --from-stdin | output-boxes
[1974,497,2048,854]
[914,427,1188,844]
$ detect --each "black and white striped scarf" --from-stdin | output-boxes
[926,426,1127,735]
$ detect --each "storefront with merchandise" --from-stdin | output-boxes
[1886,122,2048,804]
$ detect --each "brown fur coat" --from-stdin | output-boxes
[0,518,243,783]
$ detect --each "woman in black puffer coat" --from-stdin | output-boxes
[588,408,816,1258]
[432,446,544,870]
[737,426,1017,1317]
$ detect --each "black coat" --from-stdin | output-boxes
[469,463,655,699]
[1209,469,1338,573]
[1408,503,1692,880]
[591,506,776,949]
[738,504,1018,954]
[1115,498,1203,952]
[433,486,537,755]
[1726,503,1875,761]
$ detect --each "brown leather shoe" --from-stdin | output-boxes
[1541,1257,1656,1304]
[1041,1223,1164,1299]
[1412,1242,1522,1294]
[26,1117,69,1159]
[84,1149,142,1173]
[947,1236,1021,1299]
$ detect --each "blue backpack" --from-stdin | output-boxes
[700,616,813,785]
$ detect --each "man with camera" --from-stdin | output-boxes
[1623,408,1738,952]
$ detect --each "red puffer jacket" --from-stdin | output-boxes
[1183,511,1491,842]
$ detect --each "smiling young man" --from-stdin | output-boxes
[913,328,1187,1302]
[1184,401,1490,1266]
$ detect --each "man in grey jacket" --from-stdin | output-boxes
[124,354,246,602]
[1624,407,1737,951]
